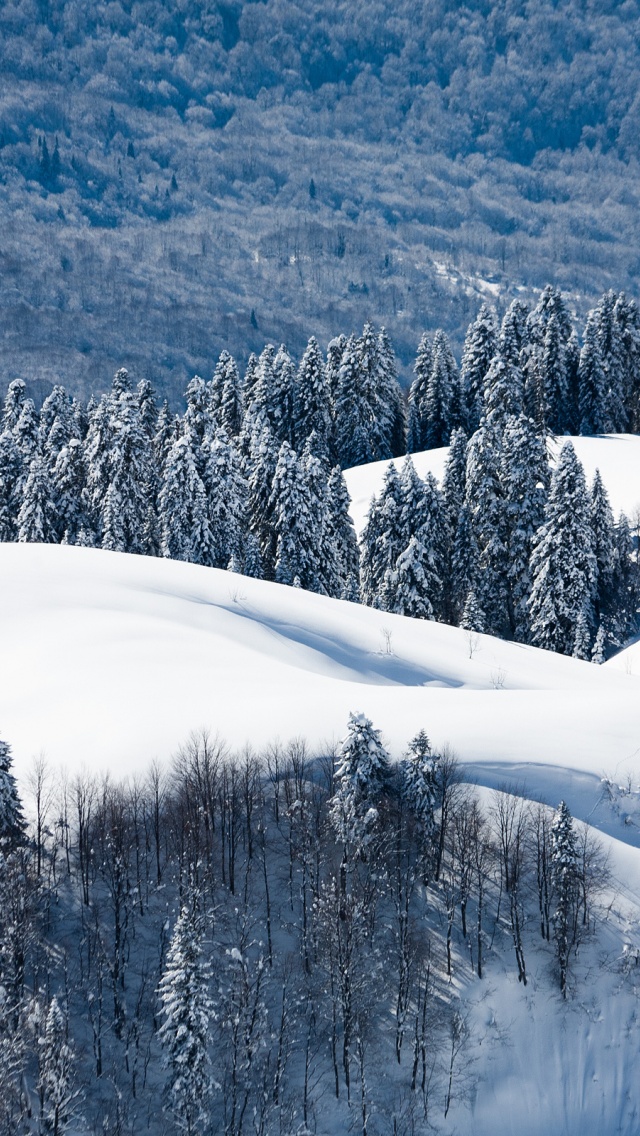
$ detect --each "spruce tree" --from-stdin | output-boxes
[328,712,391,856]
[403,730,439,880]
[589,469,616,635]
[500,414,549,640]
[464,423,508,636]
[269,442,315,587]
[359,463,405,605]
[384,535,436,620]
[137,379,159,439]
[407,333,432,453]
[424,329,454,448]
[202,428,248,570]
[17,456,58,543]
[578,311,607,435]
[461,304,497,433]
[159,435,212,564]
[38,997,76,1136]
[52,439,87,544]
[377,327,407,457]
[295,337,332,451]
[528,441,596,655]
[0,738,26,846]
[498,299,529,366]
[158,903,213,1136]
[183,376,211,453]
[0,431,23,541]
[2,380,26,433]
[451,505,480,625]
[247,421,280,577]
[550,801,579,998]
[334,335,376,468]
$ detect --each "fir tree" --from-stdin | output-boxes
[384,535,436,620]
[2,380,26,433]
[154,400,177,473]
[460,589,486,633]
[158,903,213,1136]
[407,332,432,453]
[0,431,23,541]
[500,414,549,639]
[424,329,455,448]
[328,712,391,855]
[359,463,405,606]
[0,738,26,846]
[38,997,77,1136]
[550,801,579,998]
[243,533,263,579]
[451,505,480,624]
[159,435,213,564]
[17,456,58,543]
[269,442,316,588]
[325,333,347,413]
[202,427,248,570]
[377,327,407,457]
[183,376,211,453]
[464,423,508,636]
[334,335,375,468]
[461,304,497,433]
[40,385,77,471]
[219,355,243,437]
[295,336,332,451]
[52,439,87,544]
[528,442,596,655]
[578,311,607,436]
[589,469,616,634]
[247,422,280,577]
[137,379,158,439]
[498,299,529,366]
[402,730,439,879]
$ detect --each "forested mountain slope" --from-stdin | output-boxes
[2,0,640,399]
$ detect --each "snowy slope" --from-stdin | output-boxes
[344,433,640,536]
[2,543,639,815]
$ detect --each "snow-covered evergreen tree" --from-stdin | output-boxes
[402,730,439,878]
[2,379,26,434]
[424,329,455,448]
[383,535,436,619]
[52,440,87,543]
[461,304,497,433]
[464,423,508,636]
[589,469,616,635]
[528,441,596,655]
[407,333,432,453]
[460,588,486,633]
[137,379,159,439]
[202,427,248,570]
[550,801,579,998]
[377,327,407,457]
[17,455,58,543]
[500,415,549,639]
[0,430,23,541]
[334,335,375,468]
[578,311,607,436]
[158,903,213,1136]
[183,375,211,454]
[498,299,529,365]
[0,738,26,846]
[359,463,405,606]
[295,336,332,452]
[247,421,280,577]
[328,712,391,855]
[38,996,77,1136]
[159,434,213,564]
[269,442,315,587]
[326,465,360,596]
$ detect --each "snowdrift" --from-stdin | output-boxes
[2,544,639,811]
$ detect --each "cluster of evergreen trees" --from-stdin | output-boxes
[1,286,639,658]
[0,720,607,1135]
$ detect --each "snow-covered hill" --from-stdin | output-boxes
[344,433,640,536]
[2,543,639,837]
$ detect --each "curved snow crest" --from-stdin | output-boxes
[1,542,640,782]
[344,433,640,536]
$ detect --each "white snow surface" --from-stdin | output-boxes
[2,543,640,808]
[344,433,640,536]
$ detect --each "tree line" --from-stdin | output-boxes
[1,284,639,658]
[0,719,609,1135]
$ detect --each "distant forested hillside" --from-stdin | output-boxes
[1,0,640,402]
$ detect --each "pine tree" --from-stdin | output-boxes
[202,428,248,569]
[52,439,87,543]
[550,801,579,998]
[384,535,436,619]
[326,465,360,595]
[38,997,76,1136]
[461,304,497,433]
[0,738,26,846]
[359,463,405,606]
[589,469,616,635]
[328,712,391,855]
[424,329,455,448]
[295,337,332,451]
[269,442,319,588]
[377,327,407,457]
[2,380,26,433]
[464,423,508,636]
[158,903,213,1136]
[334,335,375,468]
[247,422,280,577]
[137,379,159,439]
[17,455,58,543]
[0,430,23,541]
[498,299,529,366]
[528,442,596,655]
[402,730,439,879]
[500,415,549,639]
[407,333,432,453]
[578,311,607,435]
[159,435,213,564]
[451,505,480,624]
